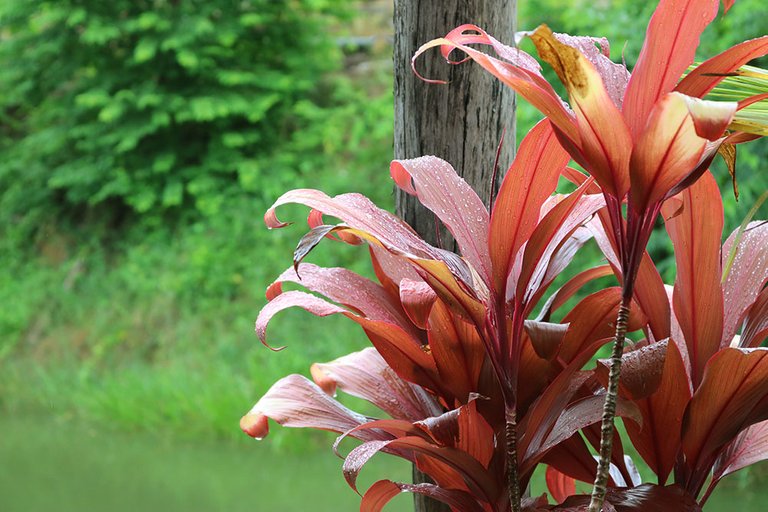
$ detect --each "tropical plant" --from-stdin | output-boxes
[415,0,767,508]
[242,123,652,511]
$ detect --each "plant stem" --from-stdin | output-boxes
[588,292,632,512]
[505,406,521,512]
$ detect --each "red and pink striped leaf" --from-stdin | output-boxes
[683,348,768,475]
[310,348,441,422]
[622,0,720,138]
[489,119,570,293]
[662,173,724,385]
[676,36,768,98]
[391,156,492,283]
[721,221,768,346]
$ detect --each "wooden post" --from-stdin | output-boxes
[394,0,516,248]
[393,1,516,510]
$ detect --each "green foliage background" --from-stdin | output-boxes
[0,0,765,448]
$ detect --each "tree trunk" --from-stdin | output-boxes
[393,1,516,511]
[394,0,516,249]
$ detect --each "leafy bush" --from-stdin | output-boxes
[0,0,389,237]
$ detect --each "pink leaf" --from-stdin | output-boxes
[391,156,492,283]
[721,221,768,346]
[310,348,441,422]
[240,375,375,440]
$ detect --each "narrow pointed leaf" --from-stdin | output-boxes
[677,36,768,98]
[536,265,613,322]
[311,348,441,422]
[662,173,724,385]
[530,25,632,198]
[683,348,768,473]
[623,0,720,137]
[489,119,570,293]
[414,29,578,141]
[555,484,701,511]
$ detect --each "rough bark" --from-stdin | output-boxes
[393,2,516,511]
[394,0,516,248]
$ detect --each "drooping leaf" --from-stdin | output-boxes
[310,348,441,422]
[391,156,492,283]
[240,375,375,440]
[414,25,578,141]
[361,480,485,512]
[268,263,417,337]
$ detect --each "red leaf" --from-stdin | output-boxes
[536,265,613,322]
[713,420,768,483]
[559,288,646,366]
[524,321,568,361]
[662,172,724,386]
[310,348,441,422]
[530,25,632,198]
[361,480,485,512]
[489,119,570,294]
[622,0,720,138]
[399,278,437,330]
[343,436,499,504]
[391,156,492,283]
[427,300,488,405]
[553,484,701,511]
[721,221,768,346]
[676,36,768,98]
[742,287,768,348]
[546,466,576,504]
[597,340,690,483]
[683,348,768,481]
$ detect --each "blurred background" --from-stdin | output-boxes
[0,1,765,511]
